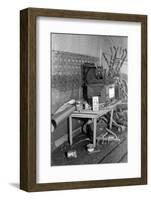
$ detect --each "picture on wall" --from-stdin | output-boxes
[51,33,128,166]
[20,8,147,192]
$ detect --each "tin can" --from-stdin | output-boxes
[66,150,77,158]
[84,101,89,110]
[76,101,83,111]
[86,143,94,153]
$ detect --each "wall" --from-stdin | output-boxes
[52,33,102,57]
[0,0,150,200]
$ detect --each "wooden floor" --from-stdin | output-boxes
[51,129,127,166]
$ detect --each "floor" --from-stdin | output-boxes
[51,128,127,166]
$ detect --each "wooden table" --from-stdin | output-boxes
[69,100,122,148]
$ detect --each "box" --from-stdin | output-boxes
[92,96,99,111]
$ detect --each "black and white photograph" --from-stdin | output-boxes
[51,33,128,166]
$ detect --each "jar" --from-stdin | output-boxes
[76,100,83,111]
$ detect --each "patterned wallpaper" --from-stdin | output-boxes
[51,50,99,113]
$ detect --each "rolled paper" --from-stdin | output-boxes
[51,104,75,130]
[55,99,75,114]
[67,99,76,105]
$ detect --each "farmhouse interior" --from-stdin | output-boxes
[51,33,128,166]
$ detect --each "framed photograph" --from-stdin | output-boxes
[20,8,147,191]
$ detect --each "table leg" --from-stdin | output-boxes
[109,109,114,129]
[93,118,97,148]
[69,116,73,145]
